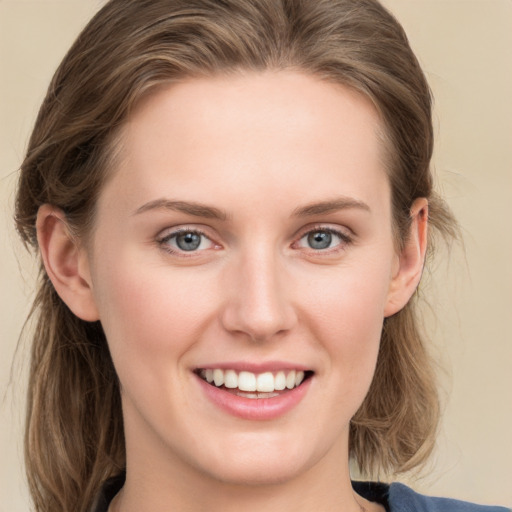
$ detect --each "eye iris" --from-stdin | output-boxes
[176,232,201,251]
[307,231,332,249]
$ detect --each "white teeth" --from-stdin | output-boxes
[286,370,296,389]
[274,371,286,390]
[256,372,274,392]
[237,391,280,399]
[224,369,238,389]
[199,368,308,393]
[213,369,224,387]
[238,371,257,392]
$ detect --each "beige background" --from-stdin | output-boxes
[1,0,511,510]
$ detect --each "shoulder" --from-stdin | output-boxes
[387,482,511,512]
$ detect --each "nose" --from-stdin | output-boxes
[220,249,297,343]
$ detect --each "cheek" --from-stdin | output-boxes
[297,255,392,383]
[90,253,218,379]
[301,257,390,338]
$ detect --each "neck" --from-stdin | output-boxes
[114,398,381,512]
[115,435,371,512]
[114,473,369,512]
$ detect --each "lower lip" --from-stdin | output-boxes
[196,374,312,421]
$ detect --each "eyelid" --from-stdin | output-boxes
[155,223,352,257]
[292,224,353,252]
[156,226,220,256]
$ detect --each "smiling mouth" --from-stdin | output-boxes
[195,368,314,399]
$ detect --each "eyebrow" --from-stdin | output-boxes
[134,196,370,221]
[292,197,371,217]
[134,199,228,221]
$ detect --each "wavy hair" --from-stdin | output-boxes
[15,1,457,511]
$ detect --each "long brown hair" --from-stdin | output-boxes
[15,1,457,511]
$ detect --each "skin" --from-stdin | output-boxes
[37,71,427,512]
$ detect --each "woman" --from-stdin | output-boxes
[13,1,510,511]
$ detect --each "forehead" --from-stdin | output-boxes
[100,71,389,218]
[124,71,383,156]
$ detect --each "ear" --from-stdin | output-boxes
[384,198,428,317]
[36,204,99,321]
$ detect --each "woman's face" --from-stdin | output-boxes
[84,72,407,485]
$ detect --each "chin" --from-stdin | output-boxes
[190,432,328,487]
[203,456,310,487]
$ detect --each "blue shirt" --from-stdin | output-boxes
[353,481,510,512]
[91,474,511,511]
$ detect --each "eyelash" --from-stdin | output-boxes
[156,225,353,257]
[294,226,353,255]
[157,228,217,256]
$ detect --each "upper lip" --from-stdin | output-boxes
[194,361,312,373]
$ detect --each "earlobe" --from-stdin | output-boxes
[384,198,428,317]
[36,204,99,321]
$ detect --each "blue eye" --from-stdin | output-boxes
[307,231,333,249]
[175,232,202,251]
[159,229,215,254]
[297,228,348,251]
